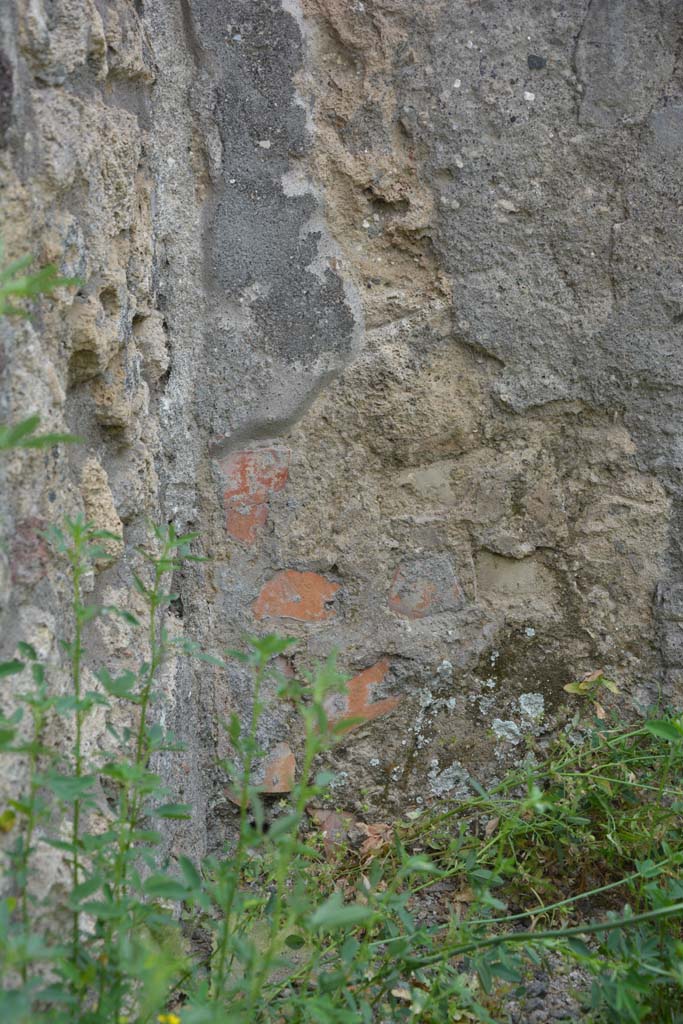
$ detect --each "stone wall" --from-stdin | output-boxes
[1,0,682,857]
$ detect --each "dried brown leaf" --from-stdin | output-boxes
[484,815,500,838]
[308,807,355,861]
[358,822,393,860]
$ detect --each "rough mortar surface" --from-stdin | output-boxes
[1,0,682,859]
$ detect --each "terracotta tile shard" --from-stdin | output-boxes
[227,742,297,804]
[325,659,400,732]
[253,570,340,621]
[262,742,296,793]
[226,503,268,545]
[389,555,465,619]
[218,446,290,545]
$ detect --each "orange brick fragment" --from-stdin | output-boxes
[325,659,400,732]
[227,741,296,803]
[253,570,339,622]
[225,504,268,545]
[262,742,296,793]
[218,446,290,545]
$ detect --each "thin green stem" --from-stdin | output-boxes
[405,901,683,968]
[71,550,84,973]
[553,769,683,799]
[18,703,45,982]
[212,660,266,999]
[410,856,679,932]
[103,538,173,1022]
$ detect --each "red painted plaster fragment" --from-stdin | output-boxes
[325,659,400,732]
[253,570,339,622]
[218,446,290,545]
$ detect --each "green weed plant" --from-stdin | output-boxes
[1,520,683,1023]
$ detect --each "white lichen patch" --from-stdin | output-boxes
[519,692,545,721]
[428,758,471,798]
[435,659,454,685]
[492,719,522,744]
[329,771,349,791]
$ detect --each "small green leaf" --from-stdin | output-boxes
[97,668,138,700]
[401,855,441,875]
[489,961,521,983]
[0,253,33,281]
[17,431,81,449]
[0,809,16,833]
[193,651,226,667]
[249,634,298,659]
[563,681,589,695]
[102,606,140,626]
[310,893,374,930]
[153,803,192,820]
[566,938,592,959]
[42,838,79,854]
[42,772,96,801]
[340,935,359,965]
[68,877,102,906]
[130,829,163,844]
[0,660,24,678]
[143,876,189,901]
[78,604,101,624]
[285,933,306,949]
[645,719,682,742]
[0,415,40,445]
[80,900,125,921]
[476,956,493,994]
[174,531,200,545]
[635,859,662,878]
[90,529,122,542]
[267,813,300,840]
[132,573,149,597]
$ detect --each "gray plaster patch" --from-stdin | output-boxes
[576,0,677,128]
[186,0,361,440]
